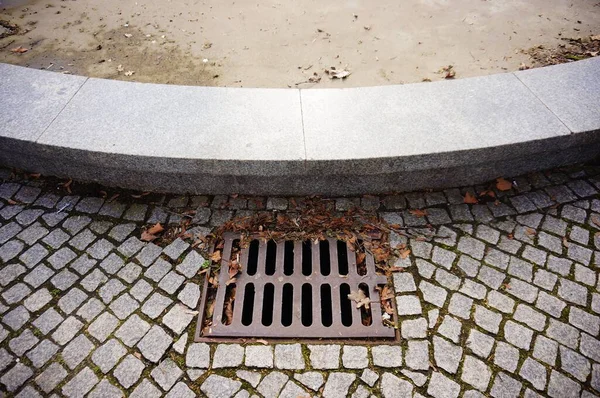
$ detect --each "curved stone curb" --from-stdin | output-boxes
[1,58,599,195]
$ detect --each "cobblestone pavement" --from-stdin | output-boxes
[1,165,600,398]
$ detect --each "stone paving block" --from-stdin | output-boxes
[490,372,522,398]
[546,370,581,398]
[9,329,39,356]
[274,344,305,370]
[3,283,32,304]
[558,278,588,306]
[35,362,67,393]
[131,279,154,302]
[137,325,173,363]
[321,372,355,398]
[26,339,58,368]
[519,357,547,391]
[62,367,99,397]
[130,379,163,398]
[257,371,289,398]
[109,293,139,320]
[504,320,534,350]
[178,282,200,309]
[88,312,119,342]
[0,262,24,287]
[24,288,53,312]
[115,314,150,347]
[494,341,520,373]
[98,279,126,304]
[57,288,88,315]
[162,303,194,334]
[91,338,127,373]
[461,355,491,391]
[70,254,97,275]
[419,280,447,307]
[560,345,591,381]
[118,236,145,258]
[433,335,462,374]
[62,334,94,369]
[459,279,487,300]
[437,315,462,343]
[466,328,494,358]
[76,297,105,322]
[405,339,429,371]
[245,345,274,368]
[32,308,62,334]
[142,292,173,318]
[427,371,461,398]
[574,263,596,287]
[186,342,210,368]
[87,379,122,398]
[151,358,183,391]
[308,344,340,369]
[51,316,83,345]
[158,271,186,294]
[395,295,422,315]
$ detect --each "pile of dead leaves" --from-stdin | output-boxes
[526,35,600,67]
[463,177,513,205]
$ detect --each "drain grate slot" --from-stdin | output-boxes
[198,233,396,339]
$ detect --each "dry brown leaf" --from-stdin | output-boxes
[464,191,478,204]
[256,339,269,345]
[210,250,222,263]
[7,199,18,205]
[525,228,537,236]
[496,177,513,191]
[140,230,158,242]
[226,277,237,286]
[592,216,600,228]
[10,46,28,53]
[228,259,241,279]
[410,209,427,218]
[388,266,404,273]
[147,223,164,235]
[399,248,411,259]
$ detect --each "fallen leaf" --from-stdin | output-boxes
[140,231,158,242]
[147,223,164,235]
[124,70,135,76]
[399,248,411,259]
[256,339,268,345]
[592,216,600,228]
[518,62,530,70]
[117,64,124,72]
[388,266,404,272]
[348,289,371,309]
[228,259,241,279]
[185,310,199,315]
[591,35,600,41]
[440,65,455,79]
[496,177,513,191]
[326,67,351,79]
[10,46,28,53]
[226,277,237,286]
[525,228,537,236]
[464,192,478,204]
[210,251,222,263]
[124,33,132,38]
[410,209,427,218]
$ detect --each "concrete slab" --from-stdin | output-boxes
[37,78,304,162]
[515,57,600,134]
[301,73,570,164]
[0,64,87,141]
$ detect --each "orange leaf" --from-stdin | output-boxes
[410,209,427,218]
[592,216,600,228]
[10,46,28,53]
[140,231,158,242]
[463,192,478,204]
[147,223,164,235]
[399,248,411,259]
[210,250,222,263]
[496,178,513,191]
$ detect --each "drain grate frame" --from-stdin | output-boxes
[195,233,398,342]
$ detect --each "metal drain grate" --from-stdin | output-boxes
[196,233,396,340]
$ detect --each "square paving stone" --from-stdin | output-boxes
[87,379,122,398]
[3,305,30,331]
[24,288,53,312]
[99,279,126,304]
[61,367,99,397]
[130,378,162,398]
[201,374,242,398]
[1,362,33,392]
[137,325,173,363]
[142,292,173,319]
[151,358,184,391]
[213,344,245,368]
[35,362,67,393]
[88,312,119,342]
[109,293,140,320]
[162,303,194,335]
[371,345,402,368]
[427,371,461,398]
[50,269,78,291]
[490,372,522,398]
[62,334,95,369]
[9,329,39,356]
[26,339,58,368]
[57,288,88,314]
[92,338,127,374]
[115,314,151,347]
[77,298,105,322]
[158,271,186,295]
[80,269,108,292]
[33,308,63,334]
[113,354,145,389]
[51,316,83,345]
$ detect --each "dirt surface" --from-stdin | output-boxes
[0,0,599,88]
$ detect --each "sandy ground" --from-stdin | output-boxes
[0,0,599,87]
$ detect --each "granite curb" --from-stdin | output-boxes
[1,58,599,195]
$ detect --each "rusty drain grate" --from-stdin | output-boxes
[195,233,397,340]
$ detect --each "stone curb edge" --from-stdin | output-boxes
[0,58,599,195]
